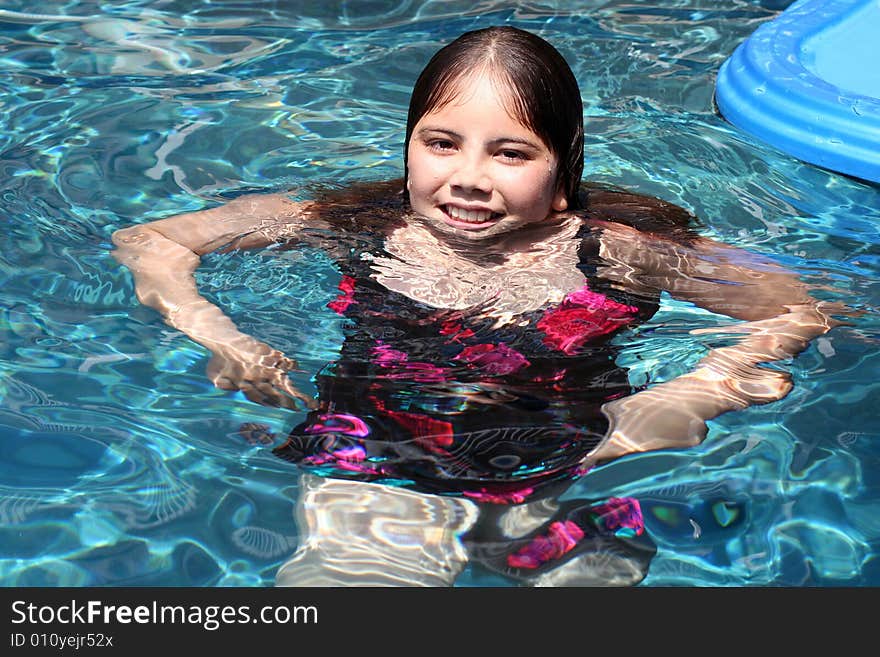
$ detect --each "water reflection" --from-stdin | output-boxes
[276,473,655,587]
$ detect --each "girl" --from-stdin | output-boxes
[112,27,839,585]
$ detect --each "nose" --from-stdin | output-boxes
[449,154,492,196]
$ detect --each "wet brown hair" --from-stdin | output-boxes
[403,26,585,208]
[308,27,698,242]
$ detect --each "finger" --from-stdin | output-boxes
[272,382,317,411]
[256,351,299,373]
[250,379,304,411]
[242,382,285,409]
[212,375,240,391]
[275,355,300,372]
[262,385,299,410]
[262,367,315,408]
[237,380,268,404]
[277,377,317,409]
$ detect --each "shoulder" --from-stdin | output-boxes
[249,179,409,248]
[575,183,701,242]
[310,178,408,229]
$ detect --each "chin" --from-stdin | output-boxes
[433,218,515,241]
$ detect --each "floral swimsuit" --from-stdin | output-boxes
[272,224,659,579]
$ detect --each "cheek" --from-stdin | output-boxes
[406,150,435,190]
[406,153,437,213]
[507,168,558,209]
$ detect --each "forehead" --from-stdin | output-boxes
[425,70,535,128]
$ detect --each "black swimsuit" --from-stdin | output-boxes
[274,223,660,504]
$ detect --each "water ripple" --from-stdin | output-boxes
[1,0,877,587]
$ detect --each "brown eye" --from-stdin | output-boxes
[428,139,455,151]
[499,149,526,161]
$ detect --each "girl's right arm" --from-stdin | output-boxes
[581,219,847,466]
[111,193,321,409]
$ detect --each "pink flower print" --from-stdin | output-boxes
[302,444,381,475]
[371,342,450,382]
[506,520,586,569]
[303,413,370,438]
[303,445,366,465]
[368,396,454,452]
[384,410,454,452]
[538,284,639,355]
[327,275,357,315]
[454,342,531,375]
[564,286,621,308]
[463,487,534,505]
[330,446,367,461]
[371,342,409,365]
[590,497,645,537]
[440,320,475,343]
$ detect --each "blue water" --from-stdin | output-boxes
[1,0,878,587]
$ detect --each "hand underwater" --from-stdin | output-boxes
[581,301,846,468]
[206,339,316,410]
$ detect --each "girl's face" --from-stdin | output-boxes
[406,75,568,240]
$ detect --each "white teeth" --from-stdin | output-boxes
[446,205,494,223]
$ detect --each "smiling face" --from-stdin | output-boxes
[406,74,568,240]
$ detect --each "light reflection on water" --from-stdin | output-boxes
[0,0,877,586]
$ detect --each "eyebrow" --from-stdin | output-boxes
[415,126,543,150]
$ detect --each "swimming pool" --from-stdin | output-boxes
[1,0,877,586]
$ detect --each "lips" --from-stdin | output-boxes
[442,204,502,228]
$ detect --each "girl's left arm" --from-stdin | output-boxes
[584,221,845,465]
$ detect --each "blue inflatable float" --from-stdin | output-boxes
[715,0,880,183]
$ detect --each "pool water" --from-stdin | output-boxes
[1,0,877,587]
